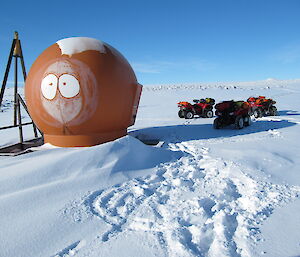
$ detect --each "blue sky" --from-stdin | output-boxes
[0,0,300,85]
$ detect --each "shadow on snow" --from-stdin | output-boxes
[130,119,297,144]
[278,110,300,116]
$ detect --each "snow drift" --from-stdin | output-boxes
[0,79,300,257]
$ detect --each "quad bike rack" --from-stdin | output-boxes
[0,32,43,156]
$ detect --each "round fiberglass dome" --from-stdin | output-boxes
[25,37,142,147]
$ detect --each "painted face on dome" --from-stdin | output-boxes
[41,73,80,100]
[39,59,99,128]
[40,60,83,124]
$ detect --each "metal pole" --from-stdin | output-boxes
[17,97,24,146]
[19,43,27,80]
[18,37,39,138]
[0,39,16,108]
[17,94,41,137]
[32,120,38,138]
[13,56,18,126]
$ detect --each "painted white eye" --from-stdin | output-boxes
[58,74,80,98]
[41,74,58,100]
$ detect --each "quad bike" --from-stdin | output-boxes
[213,100,251,129]
[247,96,277,118]
[178,98,215,119]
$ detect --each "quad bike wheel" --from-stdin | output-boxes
[213,117,221,129]
[244,114,251,126]
[235,115,244,129]
[205,110,213,118]
[253,108,262,118]
[269,106,278,116]
[184,111,194,119]
[178,110,184,118]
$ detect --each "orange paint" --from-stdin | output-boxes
[25,37,142,147]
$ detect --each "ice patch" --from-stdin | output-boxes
[56,37,106,57]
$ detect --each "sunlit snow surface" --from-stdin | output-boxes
[0,79,300,257]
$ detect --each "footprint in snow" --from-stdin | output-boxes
[84,143,300,256]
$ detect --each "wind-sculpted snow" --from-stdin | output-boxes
[1,80,300,257]
[82,143,300,257]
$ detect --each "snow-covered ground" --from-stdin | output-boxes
[0,79,300,257]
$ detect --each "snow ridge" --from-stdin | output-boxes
[143,79,300,92]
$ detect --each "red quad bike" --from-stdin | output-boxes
[178,98,215,119]
[247,96,277,118]
[213,100,251,129]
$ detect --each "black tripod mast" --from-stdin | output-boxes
[0,32,40,146]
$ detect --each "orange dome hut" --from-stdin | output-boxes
[25,37,142,147]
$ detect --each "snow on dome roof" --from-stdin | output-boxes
[56,37,106,56]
